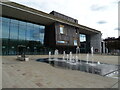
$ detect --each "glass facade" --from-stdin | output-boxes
[79,34,87,53]
[1,17,45,55]
[80,34,86,42]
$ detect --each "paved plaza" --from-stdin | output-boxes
[2,54,119,88]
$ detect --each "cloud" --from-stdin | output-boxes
[90,4,107,11]
[114,28,120,30]
[10,0,118,39]
[97,21,107,24]
[112,0,119,4]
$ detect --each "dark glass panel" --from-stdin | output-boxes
[2,38,9,55]
[9,39,18,55]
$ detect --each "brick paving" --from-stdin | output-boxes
[2,54,118,88]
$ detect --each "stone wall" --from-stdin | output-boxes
[55,22,80,46]
[90,33,102,53]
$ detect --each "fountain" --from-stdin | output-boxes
[75,55,79,70]
[48,51,51,64]
[91,47,94,73]
[66,54,69,63]
[69,52,72,63]
[76,46,81,62]
[36,47,119,79]
[97,61,100,65]
[86,53,89,72]
[91,47,94,63]
[54,49,59,67]
[75,55,78,63]
[86,53,89,64]
[62,51,66,68]
[63,51,66,61]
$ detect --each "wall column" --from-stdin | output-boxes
[90,33,102,53]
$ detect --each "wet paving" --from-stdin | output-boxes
[36,58,119,78]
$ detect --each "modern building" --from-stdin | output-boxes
[0,1,102,55]
[103,37,120,55]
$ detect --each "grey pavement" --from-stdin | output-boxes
[1,54,119,88]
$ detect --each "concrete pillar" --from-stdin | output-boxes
[101,41,105,54]
[102,41,105,53]
[86,35,91,53]
[106,48,108,53]
[90,33,102,53]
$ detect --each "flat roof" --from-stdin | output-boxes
[0,1,101,34]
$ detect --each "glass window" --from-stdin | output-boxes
[0,21,2,38]
[10,23,18,39]
[0,18,1,21]
[19,20,26,26]
[34,24,40,29]
[74,40,77,46]
[39,26,45,44]
[26,23,34,41]
[33,29,40,41]
[2,17,10,22]
[60,25,64,34]
[11,19,18,24]
[80,34,86,42]
[27,22,34,27]
[57,41,66,44]
[19,25,26,40]
[2,21,9,39]
[1,17,46,55]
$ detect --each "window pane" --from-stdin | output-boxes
[2,22,9,38]
[26,24,34,41]
[0,21,2,38]
[33,30,40,41]
[11,19,18,24]
[1,16,46,55]
[27,22,33,27]
[2,17,10,22]
[60,27,64,34]
[0,17,1,22]
[19,20,26,26]
[39,26,45,44]
[10,23,18,39]
[57,41,66,43]
[80,34,86,42]
[74,40,77,46]
[19,25,26,40]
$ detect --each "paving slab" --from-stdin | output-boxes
[2,55,119,88]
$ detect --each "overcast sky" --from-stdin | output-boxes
[10,0,119,39]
